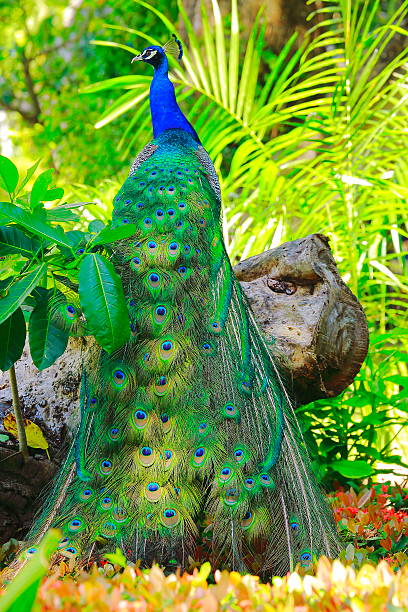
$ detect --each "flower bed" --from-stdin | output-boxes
[1,485,407,611]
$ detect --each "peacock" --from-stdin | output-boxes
[22,37,340,576]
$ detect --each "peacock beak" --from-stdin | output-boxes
[131,54,143,63]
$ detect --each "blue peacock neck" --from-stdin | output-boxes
[150,55,200,144]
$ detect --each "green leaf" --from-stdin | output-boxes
[0,308,26,371]
[44,187,64,202]
[15,159,41,196]
[91,223,137,245]
[0,264,47,325]
[29,290,69,370]
[0,202,76,248]
[46,208,78,223]
[0,226,40,258]
[78,253,130,353]
[0,434,9,442]
[30,169,54,209]
[90,39,138,55]
[0,155,19,195]
[104,547,127,568]
[88,220,105,233]
[330,459,375,479]
[0,529,59,612]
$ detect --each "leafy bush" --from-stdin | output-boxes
[331,483,408,568]
[299,329,408,486]
[0,155,139,371]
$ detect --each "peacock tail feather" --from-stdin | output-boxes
[22,42,340,577]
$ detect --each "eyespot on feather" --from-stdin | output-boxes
[100,459,113,475]
[161,507,180,528]
[61,546,79,558]
[153,305,168,324]
[209,320,223,334]
[108,427,120,441]
[224,487,240,505]
[113,369,127,388]
[100,521,118,538]
[68,517,84,532]
[191,446,207,468]
[241,510,255,530]
[223,402,240,419]
[113,507,128,523]
[160,413,172,433]
[145,481,161,502]
[79,488,94,501]
[218,465,234,484]
[139,446,155,467]
[100,496,113,510]
[132,409,149,430]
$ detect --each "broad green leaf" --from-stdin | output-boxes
[78,253,130,353]
[0,155,19,195]
[30,169,54,209]
[29,289,69,370]
[0,308,26,371]
[46,208,78,223]
[0,202,76,248]
[88,219,105,233]
[65,230,88,246]
[330,459,375,479]
[104,547,127,568]
[0,226,40,258]
[91,223,137,245]
[15,159,41,196]
[0,529,60,612]
[0,264,47,325]
[44,187,64,201]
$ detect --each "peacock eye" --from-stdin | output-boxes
[142,49,158,60]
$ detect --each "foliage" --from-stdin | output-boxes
[331,484,408,567]
[0,155,133,368]
[299,328,408,486]
[3,413,50,458]
[0,530,59,612]
[0,0,178,184]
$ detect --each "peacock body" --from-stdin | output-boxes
[25,40,339,576]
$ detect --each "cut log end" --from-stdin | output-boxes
[234,233,369,404]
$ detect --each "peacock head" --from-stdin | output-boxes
[132,46,165,68]
[131,35,183,69]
